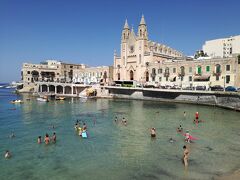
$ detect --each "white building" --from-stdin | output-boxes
[203,35,240,58]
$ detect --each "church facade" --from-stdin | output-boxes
[113,15,184,83]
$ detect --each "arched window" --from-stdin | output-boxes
[140,29,142,37]
[139,54,141,64]
[123,33,125,39]
[117,73,120,80]
[130,70,134,80]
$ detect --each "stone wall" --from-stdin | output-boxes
[102,87,240,111]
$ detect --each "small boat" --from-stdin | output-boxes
[10,100,23,104]
[37,97,49,102]
[55,97,65,100]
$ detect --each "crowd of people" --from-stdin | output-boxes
[5,110,204,169]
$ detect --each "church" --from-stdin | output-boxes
[113,15,184,82]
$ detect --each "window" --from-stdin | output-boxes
[226,65,230,71]
[226,75,230,83]
[216,76,219,81]
[173,68,176,73]
[159,77,162,82]
[139,54,141,64]
[158,68,162,74]
[27,71,30,74]
[189,67,192,73]
[206,66,210,72]
[189,76,192,81]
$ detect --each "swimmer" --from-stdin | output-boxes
[150,128,156,138]
[183,145,189,167]
[195,112,199,121]
[169,137,175,143]
[44,133,50,145]
[114,116,118,123]
[78,127,83,136]
[122,118,127,126]
[52,132,56,143]
[183,111,186,117]
[74,123,79,131]
[185,130,190,143]
[177,125,183,132]
[5,150,11,159]
[83,123,87,130]
[37,136,42,144]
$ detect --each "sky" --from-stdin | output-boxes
[0,0,240,83]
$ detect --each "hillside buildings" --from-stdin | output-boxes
[203,35,240,58]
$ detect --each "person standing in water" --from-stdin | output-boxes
[150,128,156,138]
[185,130,191,143]
[44,133,50,145]
[52,132,56,143]
[195,112,199,121]
[183,145,189,167]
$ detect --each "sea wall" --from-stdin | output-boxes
[99,86,240,111]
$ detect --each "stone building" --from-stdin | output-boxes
[21,60,62,91]
[73,66,113,85]
[113,15,184,82]
[147,56,240,89]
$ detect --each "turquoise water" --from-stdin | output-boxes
[0,88,240,180]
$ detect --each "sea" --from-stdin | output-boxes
[0,85,240,180]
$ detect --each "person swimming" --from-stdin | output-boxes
[114,116,118,123]
[44,133,50,145]
[169,137,175,143]
[185,130,191,143]
[195,112,199,120]
[183,111,186,117]
[122,118,127,126]
[150,128,156,138]
[5,150,11,159]
[183,145,189,167]
[38,136,42,144]
[83,123,87,130]
[52,132,56,143]
[177,125,183,132]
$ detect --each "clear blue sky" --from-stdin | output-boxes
[0,0,240,82]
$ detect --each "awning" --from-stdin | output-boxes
[194,75,210,81]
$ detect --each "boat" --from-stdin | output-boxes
[55,96,65,100]
[37,97,49,102]
[10,100,23,104]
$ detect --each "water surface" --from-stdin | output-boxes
[0,88,240,180]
